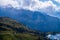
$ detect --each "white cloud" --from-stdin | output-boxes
[0,0,56,10]
[47,34,60,40]
[55,0,60,3]
[0,0,20,9]
[0,0,60,18]
[18,0,58,12]
[0,0,59,11]
[18,0,60,12]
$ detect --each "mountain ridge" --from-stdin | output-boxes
[0,8,60,32]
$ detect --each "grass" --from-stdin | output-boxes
[0,31,39,40]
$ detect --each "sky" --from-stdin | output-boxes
[0,0,60,18]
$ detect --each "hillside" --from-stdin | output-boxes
[0,17,50,40]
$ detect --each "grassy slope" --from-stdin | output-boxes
[0,17,49,40]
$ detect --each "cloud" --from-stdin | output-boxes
[55,0,60,3]
[17,0,58,12]
[22,0,56,10]
[0,0,20,9]
[0,0,56,10]
[0,0,60,18]
[47,34,60,40]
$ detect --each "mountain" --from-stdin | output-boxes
[0,8,60,32]
[0,17,50,40]
[0,17,37,40]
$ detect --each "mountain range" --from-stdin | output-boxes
[0,8,60,32]
[0,17,51,40]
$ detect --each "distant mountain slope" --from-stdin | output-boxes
[12,9,60,32]
[0,8,60,32]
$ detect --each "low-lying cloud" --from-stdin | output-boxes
[0,0,60,18]
[0,0,58,10]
